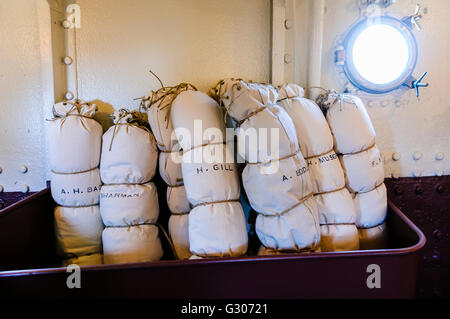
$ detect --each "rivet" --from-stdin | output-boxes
[367,101,375,107]
[20,184,30,194]
[392,152,401,161]
[284,54,292,64]
[19,165,28,174]
[391,171,400,179]
[435,152,444,160]
[63,56,73,65]
[65,91,74,100]
[394,100,401,107]
[415,184,424,194]
[394,185,403,195]
[62,20,71,29]
[412,167,422,177]
[284,19,293,30]
[380,100,388,107]
[413,151,422,160]
[433,229,441,240]
[435,169,444,177]
[436,184,445,194]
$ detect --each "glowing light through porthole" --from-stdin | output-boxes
[351,24,410,85]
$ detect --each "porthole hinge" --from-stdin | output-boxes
[401,4,423,31]
[334,45,346,66]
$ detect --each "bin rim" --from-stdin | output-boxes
[0,197,426,278]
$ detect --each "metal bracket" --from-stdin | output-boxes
[402,4,423,31]
[403,72,429,97]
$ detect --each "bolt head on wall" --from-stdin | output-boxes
[413,167,422,177]
[284,54,292,64]
[63,56,73,65]
[19,165,28,174]
[435,152,444,161]
[65,91,74,100]
[284,19,293,30]
[392,152,401,161]
[413,151,422,160]
[0,185,3,193]
[62,20,71,29]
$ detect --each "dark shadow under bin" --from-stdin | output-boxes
[0,188,425,299]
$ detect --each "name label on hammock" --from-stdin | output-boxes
[195,164,234,174]
[100,192,141,199]
[60,184,102,195]
[282,165,308,182]
[307,152,338,166]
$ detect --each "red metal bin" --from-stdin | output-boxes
[0,188,425,299]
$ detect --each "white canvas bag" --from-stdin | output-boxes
[353,183,388,228]
[62,253,103,267]
[51,168,101,207]
[48,101,102,174]
[167,185,190,215]
[358,222,388,250]
[102,225,163,264]
[100,112,158,184]
[54,205,103,259]
[189,202,248,257]
[159,150,184,187]
[278,84,333,158]
[100,183,159,227]
[326,94,376,155]
[255,196,320,251]
[242,153,312,215]
[168,214,191,260]
[340,145,385,193]
[172,90,226,150]
[171,88,248,257]
[181,143,240,205]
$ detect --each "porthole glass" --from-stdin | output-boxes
[343,16,418,94]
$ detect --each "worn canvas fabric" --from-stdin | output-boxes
[238,105,298,163]
[147,88,179,152]
[102,225,163,264]
[100,183,159,227]
[278,85,333,158]
[242,153,312,215]
[171,89,248,257]
[181,143,240,205]
[48,101,102,174]
[189,202,248,257]
[340,145,385,193]
[51,168,102,207]
[54,205,103,259]
[277,83,359,252]
[168,213,191,260]
[255,196,320,250]
[213,79,320,252]
[159,150,184,187]
[353,183,387,229]
[167,185,190,215]
[146,87,193,259]
[172,90,226,150]
[100,121,158,185]
[358,222,388,250]
[326,94,376,155]
[49,100,104,266]
[324,93,387,249]
[62,253,103,267]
